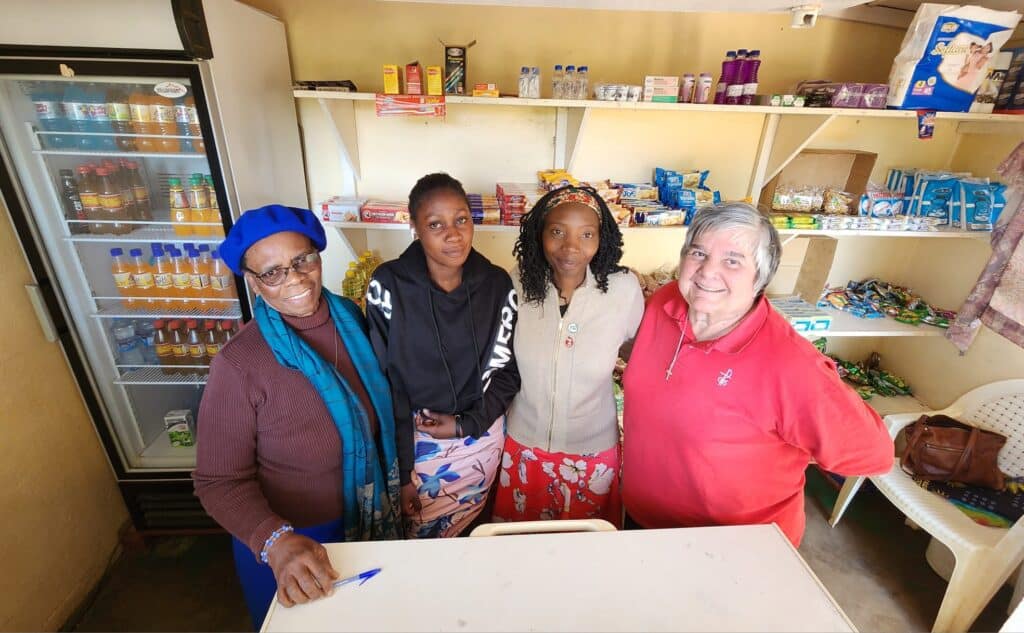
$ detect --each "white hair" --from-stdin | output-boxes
[681,202,781,294]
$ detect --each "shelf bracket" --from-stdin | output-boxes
[318,97,361,196]
[554,106,590,171]
[760,113,837,189]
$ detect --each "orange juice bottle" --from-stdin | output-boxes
[150,94,181,153]
[209,249,237,302]
[128,248,155,308]
[168,177,192,236]
[168,319,189,374]
[128,87,157,153]
[205,175,224,237]
[186,248,211,310]
[202,320,220,364]
[168,247,193,311]
[188,173,211,236]
[153,319,175,374]
[109,248,135,310]
[185,320,206,373]
[150,244,174,310]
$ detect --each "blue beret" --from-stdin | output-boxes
[219,204,327,275]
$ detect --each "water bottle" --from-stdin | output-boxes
[552,65,564,99]
[564,65,577,100]
[576,66,589,100]
[86,83,118,151]
[63,83,95,151]
[112,320,145,365]
[135,320,158,364]
[529,67,541,99]
[518,66,530,98]
[30,82,68,149]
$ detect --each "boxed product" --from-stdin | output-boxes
[442,40,476,95]
[995,48,1024,112]
[319,196,366,222]
[472,83,499,97]
[406,62,423,95]
[796,81,889,108]
[769,296,833,334]
[887,4,1021,112]
[360,199,411,224]
[426,66,443,96]
[383,64,401,95]
[165,409,196,448]
[970,50,1012,112]
[643,75,680,102]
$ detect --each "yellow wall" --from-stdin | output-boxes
[0,201,127,631]
[241,0,905,97]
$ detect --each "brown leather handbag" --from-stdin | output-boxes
[900,414,1007,490]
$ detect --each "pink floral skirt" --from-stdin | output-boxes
[492,434,622,527]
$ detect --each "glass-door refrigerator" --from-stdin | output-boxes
[0,0,307,531]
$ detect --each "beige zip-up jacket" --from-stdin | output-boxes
[506,267,644,454]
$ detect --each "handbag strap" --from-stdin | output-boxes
[899,418,928,478]
[948,427,980,483]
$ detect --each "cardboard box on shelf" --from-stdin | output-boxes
[441,40,476,95]
[426,66,443,96]
[319,196,365,222]
[382,64,401,95]
[406,62,423,95]
[758,149,878,212]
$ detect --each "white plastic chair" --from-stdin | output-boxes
[829,379,1024,633]
[470,518,616,537]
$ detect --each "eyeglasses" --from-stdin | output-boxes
[246,251,321,287]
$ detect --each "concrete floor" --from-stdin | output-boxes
[70,468,1014,632]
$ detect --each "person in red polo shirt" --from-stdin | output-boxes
[622,202,893,547]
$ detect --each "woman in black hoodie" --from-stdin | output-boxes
[366,173,520,538]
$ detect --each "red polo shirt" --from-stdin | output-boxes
[622,283,893,546]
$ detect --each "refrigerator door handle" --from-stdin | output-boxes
[24,283,57,343]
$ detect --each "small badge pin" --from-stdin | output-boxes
[567,323,579,334]
[565,336,575,349]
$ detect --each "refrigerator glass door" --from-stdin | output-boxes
[0,69,242,472]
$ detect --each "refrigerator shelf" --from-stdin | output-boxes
[34,149,206,159]
[116,364,209,370]
[37,130,202,141]
[65,225,224,243]
[92,298,241,319]
[115,366,208,385]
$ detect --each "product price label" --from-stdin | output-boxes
[132,272,154,289]
[172,273,190,291]
[113,272,133,289]
[107,102,130,122]
[190,273,210,291]
[154,273,172,290]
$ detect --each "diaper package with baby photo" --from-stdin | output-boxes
[887,3,1021,112]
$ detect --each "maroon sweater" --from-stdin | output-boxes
[193,299,377,555]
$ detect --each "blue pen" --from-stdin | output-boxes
[332,567,381,589]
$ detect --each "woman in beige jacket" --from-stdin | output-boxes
[493,186,644,526]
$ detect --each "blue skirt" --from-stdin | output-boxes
[232,518,345,630]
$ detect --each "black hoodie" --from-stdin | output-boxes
[366,241,520,484]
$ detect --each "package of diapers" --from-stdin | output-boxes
[887,3,1021,112]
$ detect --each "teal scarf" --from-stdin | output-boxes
[254,289,401,541]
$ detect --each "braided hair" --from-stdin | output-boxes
[408,172,470,220]
[513,185,625,305]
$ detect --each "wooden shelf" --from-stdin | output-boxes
[801,310,947,339]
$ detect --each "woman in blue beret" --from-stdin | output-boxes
[193,204,401,628]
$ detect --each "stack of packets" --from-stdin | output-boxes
[770,213,820,231]
[642,167,721,226]
[467,193,501,225]
[319,196,365,222]
[768,296,832,334]
[818,278,956,328]
[878,168,1009,231]
[360,199,410,224]
[828,352,913,401]
[496,182,547,225]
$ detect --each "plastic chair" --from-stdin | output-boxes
[469,518,617,537]
[829,379,1024,633]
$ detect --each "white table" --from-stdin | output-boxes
[261,524,856,632]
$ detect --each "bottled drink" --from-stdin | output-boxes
[153,319,175,374]
[76,166,102,235]
[150,94,181,153]
[517,66,530,99]
[135,319,158,363]
[151,244,174,307]
[725,49,748,105]
[112,320,145,365]
[529,67,541,99]
[681,73,696,103]
[128,87,157,153]
[209,250,237,301]
[741,50,761,106]
[31,82,69,149]
[185,320,206,372]
[97,167,130,235]
[186,96,204,153]
[106,86,135,152]
[112,160,138,221]
[203,320,220,364]
[563,66,577,100]
[124,161,152,221]
[218,319,235,347]
[576,66,589,101]
[110,247,135,309]
[167,319,189,374]
[129,248,155,299]
[86,83,118,151]
[187,248,212,309]
[168,177,192,236]
[168,247,193,310]
[714,51,738,105]
[696,73,714,104]
[58,169,88,234]
[552,65,564,99]
[204,175,223,236]
[188,173,211,237]
[63,84,96,151]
